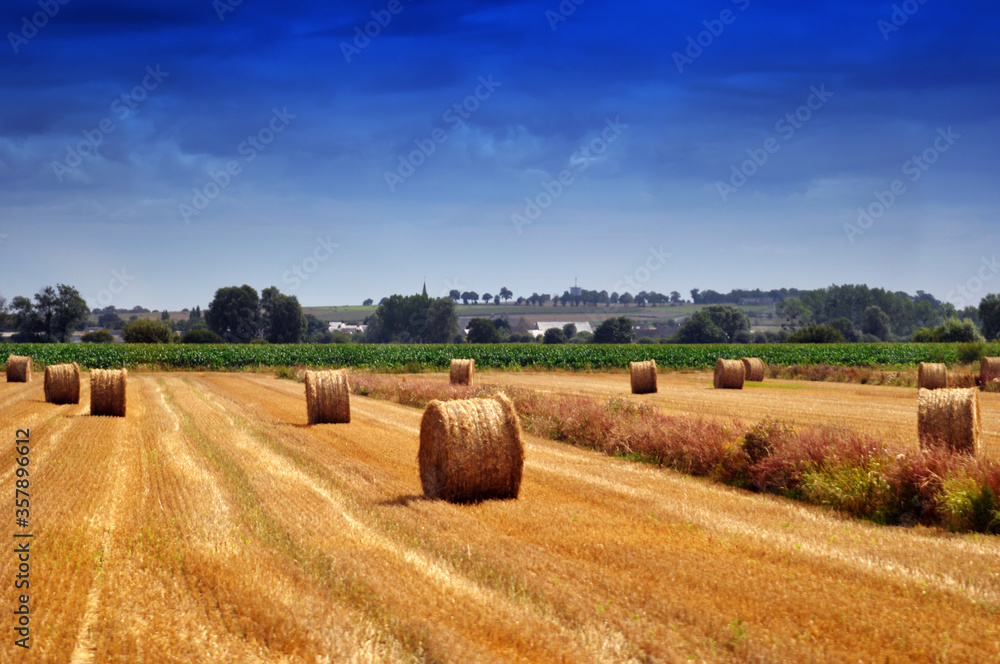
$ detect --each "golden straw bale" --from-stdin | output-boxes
[629,360,657,394]
[6,355,32,382]
[713,359,745,390]
[918,388,980,455]
[44,363,80,404]
[980,357,1000,387]
[741,357,766,382]
[304,369,351,424]
[917,362,947,390]
[90,369,127,417]
[418,393,523,503]
[450,358,475,386]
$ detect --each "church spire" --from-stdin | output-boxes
[422,279,427,297]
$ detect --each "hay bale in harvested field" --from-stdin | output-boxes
[741,357,766,382]
[90,369,128,417]
[44,363,80,404]
[450,358,475,386]
[629,360,657,394]
[305,369,351,424]
[419,393,523,503]
[714,359,745,390]
[918,388,980,455]
[980,357,1000,387]
[918,362,947,390]
[6,355,32,382]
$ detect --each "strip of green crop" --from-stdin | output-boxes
[1,342,994,370]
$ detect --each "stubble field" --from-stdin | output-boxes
[1,370,998,663]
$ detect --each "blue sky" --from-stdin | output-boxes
[1,0,998,310]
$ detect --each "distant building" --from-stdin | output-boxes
[569,286,582,297]
[528,321,593,338]
[328,322,367,334]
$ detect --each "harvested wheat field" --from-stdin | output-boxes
[459,369,1000,457]
[1,371,999,663]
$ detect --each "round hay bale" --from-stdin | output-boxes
[44,363,80,405]
[713,359,745,390]
[918,387,980,455]
[741,357,766,382]
[629,360,657,394]
[6,355,32,383]
[304,369,350,424]
[418,393,523,503]
[450,358,475,386]
[980,357,1000,387]
[90,368,127,417]
[917,362,947,390]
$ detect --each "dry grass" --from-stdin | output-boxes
[3,370,999,662]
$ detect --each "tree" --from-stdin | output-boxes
[862,305,891,341]
[424,297,459,343]
[364,294,455,343]
[913,318,984,343]
[363,298,374,307]
[786,325,846,344]
[980,294,1000,341]
[206,285,260,343]
[674,311,728,344]
[122,319,173,343]
[777,298,812,331]
[481,293,492,305]
[189,306,202,320]
[261,287,306,344]
[619,293,634,307]
[562,323,577,339]
[543,327,566,344]
[593,317,635,343]
[493,294,500,305]
[51,284,89,342]
[670,291,682,304]
[499,287,513,303]
[449,290,461,302]
[467,318,500,343]
[302,314,332,343]
[81,329,114,343]
[697,305,751,342]
[161,310,170,321]
[829,317,860,342]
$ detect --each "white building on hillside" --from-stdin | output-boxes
[328,322,367,334]
[528,321,593,338]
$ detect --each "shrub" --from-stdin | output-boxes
[122,319,173,344]
[786,325,846,344]
[81,329,114,343]
[249,338,269,345]
[956,341,987,365]
[543,328,566,344]
[181,329,224,344]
